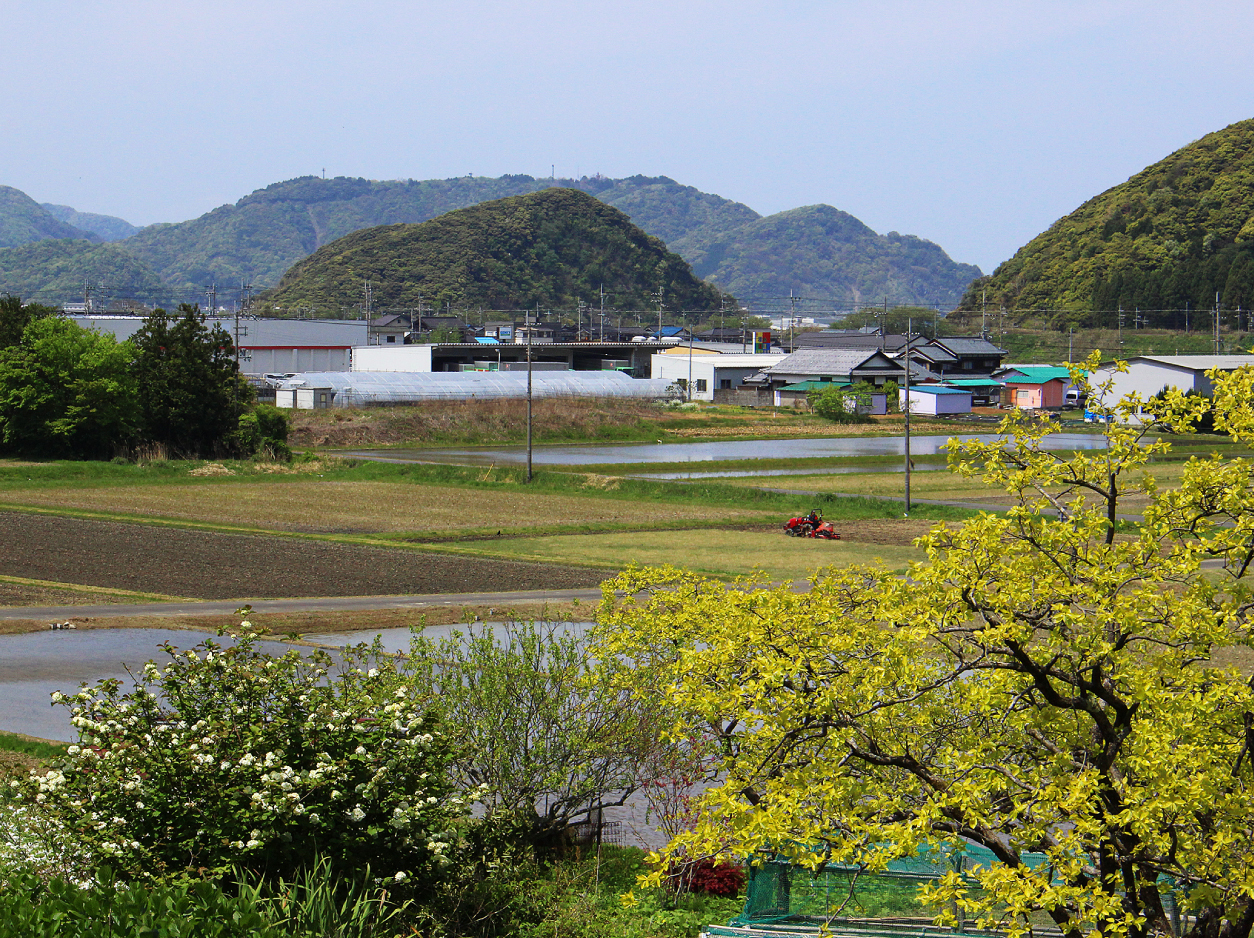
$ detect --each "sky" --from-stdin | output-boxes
[3,0,1253,274]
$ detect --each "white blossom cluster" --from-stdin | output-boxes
[9,629,470,883]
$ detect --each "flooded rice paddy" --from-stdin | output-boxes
[341,432,1106,467]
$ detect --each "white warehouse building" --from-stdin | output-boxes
[1089,355,1254,415]
[650,352,783,402]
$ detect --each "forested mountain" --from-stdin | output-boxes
[122,174,763,297]
[0,173,982,308]
[956,119,1254,326]
[41,203,138,241]
[0,186,98,248]
[259,188,729,314]
[684,204,981,307]
[0,240,172,307]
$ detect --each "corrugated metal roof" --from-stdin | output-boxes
[766,348,895,375]
[1130,355,1254,370]
[71,316,368,348]
[1002,366,1071,384]
[780,381,851,391]
[909,385,970,395]
[276,370,673,405]
[943,378,1004,387]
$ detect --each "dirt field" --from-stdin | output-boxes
[0,511,607,601]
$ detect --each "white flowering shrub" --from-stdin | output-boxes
[10,625,466,887]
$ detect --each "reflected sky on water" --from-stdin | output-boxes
[341,432,1106,467]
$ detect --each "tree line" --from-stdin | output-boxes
[0,296,288,460]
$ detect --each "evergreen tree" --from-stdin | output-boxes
[132,304,242,456]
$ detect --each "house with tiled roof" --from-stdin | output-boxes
[761,348,908,388]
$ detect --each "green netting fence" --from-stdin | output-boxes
[733,844,1181,935]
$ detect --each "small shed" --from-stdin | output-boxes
[1000,366,1070,410]
[902,385,972,415]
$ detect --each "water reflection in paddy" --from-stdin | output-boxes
[340,432,1105,467]
[303,621,592,653]
[0,629,293,742]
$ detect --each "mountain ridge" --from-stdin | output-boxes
[259,187,730,314]
[1,174,982,309]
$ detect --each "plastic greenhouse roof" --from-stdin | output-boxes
[276,370,674,405]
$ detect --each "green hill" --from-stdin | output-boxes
[0,239,173,307]
[121,174,977,306]
[41,203,139,241]
[124,174,761,296]
[0,174,983,308]
[957,119,1254,326]
[0,186,98,248]
[258,187,730,314]
[684,204,981,307]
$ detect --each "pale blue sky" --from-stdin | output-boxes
[3,0,1252,273]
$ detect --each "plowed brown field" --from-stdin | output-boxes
[0,511,606,600]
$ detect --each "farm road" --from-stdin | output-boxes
[0,587,606,621]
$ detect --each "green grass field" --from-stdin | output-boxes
[460,528,925,581]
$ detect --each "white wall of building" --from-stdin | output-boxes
[249,347,351,374]
[352,345,434,373]
[902,387,972,415]
[650,353,779,402]
[1088,356,1254,410]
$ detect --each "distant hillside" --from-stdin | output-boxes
[259,188,729,314]
[0,174,983,308]
[0,240,172,307]
[684,204,982,307]
[124,174,761,297]
[122,174,977,306]
[957,119,1254,326]
[41,203,138,241]
[0,186,99,248]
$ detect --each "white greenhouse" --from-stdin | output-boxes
[272,370,676,408]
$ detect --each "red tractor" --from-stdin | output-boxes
[783,508,840,540]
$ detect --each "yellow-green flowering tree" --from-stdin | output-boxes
[598,356,1254,938]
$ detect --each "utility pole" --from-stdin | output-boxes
[904,316,912,518]
[656,287,664,340]
[599,284,605,342]
[526,303,535,482]
[789,290,798,350]
[1068,328,1074,364]
[1118,305,1123,347]
[235,281,251,373]
[363,280,374,343]
[687,323,695,403]
[1215,291,1221,355]
[206,283,217,317]
[981,289,987,337]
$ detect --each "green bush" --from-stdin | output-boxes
[0,866,285,938]
[10,626,467,888]
[231,405,292,459]
[807,385,874,424]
